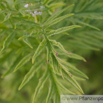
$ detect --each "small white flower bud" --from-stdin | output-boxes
[40,6,43,9]
[32,13,35,17]
[38,12,42,15]
[24,4,29,8]
[34,11,37,14]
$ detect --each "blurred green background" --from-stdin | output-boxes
[79,49,103,95]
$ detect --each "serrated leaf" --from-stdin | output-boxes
[13,54,32,72]
[48,64,61,96]
[60,52,86,61]
[62,65,84,94]
[32,39,46,64]
[0,32,16,54]
[51,53,59,73]
[56,77,75,94]
[69,18,100,31]
[18,59,43,90]
[49,25,81,36]
[73,76,86,81]
[32,68,48,103]
[58,58,88,79]
[50,39,86,61]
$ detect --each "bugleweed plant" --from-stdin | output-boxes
[0,0,103,103]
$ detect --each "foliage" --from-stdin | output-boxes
[0,0,103,103]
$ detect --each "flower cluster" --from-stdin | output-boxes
[31,11,42,17]
[24,4,43,17]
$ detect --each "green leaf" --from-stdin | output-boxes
[60,51,86,61]
[2,0,11,10]
[68,40,100,51]
[71,34,103,48]
[0,23,8,29]
[18,59,43,90]
[43,4,74,26]
[18,35,40,40]
[61,64,84,94]
[56,77,75,94]
[69,18,100,31]
[49,25,81,36]
[46,80,53,103]
[51,53,59,73]
[55,94,60,103]
[58,58,88,79]
[80,0,94,12]
[12,17,40,28]
[50,39,86,61]
[32,39,46,64]
[43,0,50,4]
[84,31,103,39]
[0,31,16,54]
[13,54,32,72]
[1,55,22,78]
[48,2,66,10]
[73,76,86,81]
[23,38,33,49]
[75,12,103,20]
[0,51,12,64]
[32,68,48,103]
[44,14,74,28]
[2,12,11,23]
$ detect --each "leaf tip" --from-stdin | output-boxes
[18,38,20,40]
[31,46,33,49]
[71,13,74,16]
[87,77,89,79]
[32,59,34,64]
[84,59,87,62]
[18,88,21,90]
[98,28,101,31]
[71,4,75,7]
[13,69,16,73]
[82,91,85,95]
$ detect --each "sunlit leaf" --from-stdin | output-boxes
[49,25,81,36]
[13,54,32,72]
[32,39,46,64]
[18,59,43,90]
